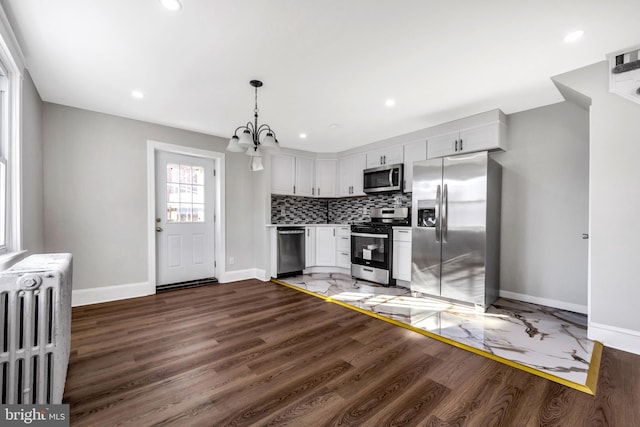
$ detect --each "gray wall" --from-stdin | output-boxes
[22,70,44,253]
[42,103,256,290]
[492,101,589,307]
[553,62,640,339]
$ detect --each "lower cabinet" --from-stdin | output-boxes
[335,226,351,269]
[305,226,316,268]
[392,228,412,282]
[315,227,337,266]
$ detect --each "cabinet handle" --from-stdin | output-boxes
[333,229,336,237]
[460,138,463,151]
[384,155,387,164]
[318,187,320,196]
[312,187,315,196]
[455,140,458,152]
[293,185,296,194]
[380,155,383,165]
[398,230,409,233]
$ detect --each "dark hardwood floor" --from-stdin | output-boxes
[64,279,640,426]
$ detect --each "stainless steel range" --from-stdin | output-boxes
[351,207,410,286]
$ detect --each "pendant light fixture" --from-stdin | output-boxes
[226,80,280,171]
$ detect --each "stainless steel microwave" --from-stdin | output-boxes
[363,163,403,194]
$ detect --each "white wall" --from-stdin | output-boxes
[42,103,257,291]
[22,69,44,253]
[491,101,589,312]
[553,61,640,354]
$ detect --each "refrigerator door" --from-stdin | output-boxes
[440,152,487,305]
[411,158,443,296]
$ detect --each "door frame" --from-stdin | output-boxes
[146,140,226,292]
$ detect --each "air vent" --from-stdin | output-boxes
[608,45,640,105]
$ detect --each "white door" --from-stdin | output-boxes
[155,151,216,285]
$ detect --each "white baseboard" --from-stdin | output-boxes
[589,322,640,355]
[498,290,587,314]
[72,282,153,307]
[219,268,268,283]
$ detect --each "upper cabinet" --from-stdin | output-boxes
[271,153,296,195]
[366,145,404,168]
[338,153,366,197]
[402,139,427,193]
[314,159,337,198]
[271,154,315,196]
[427,109,507,159]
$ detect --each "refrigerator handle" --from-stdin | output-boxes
[435,185,441,243]
[442,183,448,243]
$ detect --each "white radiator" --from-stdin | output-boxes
[0,253,72,404]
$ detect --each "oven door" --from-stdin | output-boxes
[351,231,390,269]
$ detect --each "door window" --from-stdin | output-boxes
[166,163,205,222]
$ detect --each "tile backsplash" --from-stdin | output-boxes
[271,193,411,224]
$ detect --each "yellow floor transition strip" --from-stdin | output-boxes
[271,278,602,395]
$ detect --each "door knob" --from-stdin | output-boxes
[582,233,589,239]
[156,226,163,232]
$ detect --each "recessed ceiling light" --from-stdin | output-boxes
[131,90,144,99]
[160,0,182,11]
[329,123,340,129]
[299,133,307,139]
[564,30,584,43]
[385,99,396,107]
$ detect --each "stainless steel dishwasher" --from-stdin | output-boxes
[277,227,306,277]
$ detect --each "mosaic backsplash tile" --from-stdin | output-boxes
[271,193,411,224]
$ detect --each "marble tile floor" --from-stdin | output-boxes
[274,272,599,392]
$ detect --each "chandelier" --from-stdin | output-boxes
[226,80,280,171]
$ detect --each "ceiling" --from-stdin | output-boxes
[4,0,640,153]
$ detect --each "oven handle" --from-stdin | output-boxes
[351,232,389,239]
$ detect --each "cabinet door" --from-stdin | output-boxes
[338,154,366,197]
[403,139,427,193]
[350,154,366,196]
[271,153,296,195]
[383,145,404,165]
[337,157,352,197]
[305,227,316,268]
[427,131,459,159]
[336,251,351,269]
[393,241,412,281]
[315,159,337,197]
[315,227,336,266]
[459,123,501,153]
[366,146,403,168]
[295,157,314,197]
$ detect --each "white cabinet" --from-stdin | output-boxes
[305,226,316,268]
[314,159,337,198]
[335,226,351,269]
[427,110,507,159]
[271,154,314,196]
[392,228,412,282]
[366,145,404,168]
[271,153,296,195]
[403,139,427,193]
[295,157,314,197]
[338,153,366,197]
[315,227,336,266]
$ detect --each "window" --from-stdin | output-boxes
[0,18,23,256]
[0,67,8,250]
[166,163,205,223]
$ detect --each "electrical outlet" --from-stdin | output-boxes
[229,257,235,265]
[280,207,286,216]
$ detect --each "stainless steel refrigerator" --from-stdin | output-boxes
[411,151,501,309]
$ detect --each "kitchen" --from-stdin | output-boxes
[265,104,594,389]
